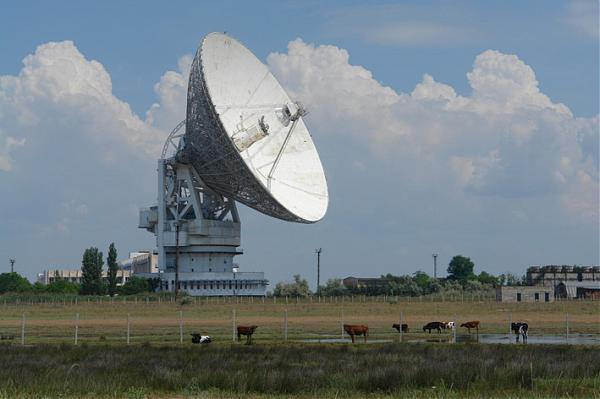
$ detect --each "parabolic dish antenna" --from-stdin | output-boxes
[184,32,328,223]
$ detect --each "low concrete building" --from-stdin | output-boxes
[526,265,600,287]
[496,286,554,303]
[37,269,132,285]
[342,276,388,290]
[555,281,600,299]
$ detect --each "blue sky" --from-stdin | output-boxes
[0,1,598,287]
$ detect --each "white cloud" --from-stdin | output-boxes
[365,22,474,47]
[565,0,599,39]
[0,40,165,168]
[145,54,192,131]
[0,134,25,171]
[267,39,599,222]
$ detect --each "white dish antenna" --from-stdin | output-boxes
[184,32,328,223]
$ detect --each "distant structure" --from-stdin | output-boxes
[37,269,131,285]
[118,251,159,274]
[526,265,600,299]
[342,276,388,290]
[496,286,554,303]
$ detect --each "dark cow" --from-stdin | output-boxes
[460,321,480,334]
[511,322,528,343]
[237,325,258,344]
[423,321,446,333]
[343,324,369,343]
[191,333,211,344]
[392,323,409,333]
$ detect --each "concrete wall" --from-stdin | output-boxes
[496,286,554,303]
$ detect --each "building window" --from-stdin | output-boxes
[210,282,213,290]
[534,293,539,302]
[203,281,207,289]
[516,293,522,302]
[544,292,550,302]
[577,273,583,282]
[183,282,187,290]
[229,281,232,289]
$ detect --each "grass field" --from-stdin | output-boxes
[0,297,598,398]
[0,296,598,344]
[1,342,599,398]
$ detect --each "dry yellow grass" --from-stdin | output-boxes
[0,297,598,344]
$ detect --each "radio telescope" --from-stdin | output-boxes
[139,33,328,296]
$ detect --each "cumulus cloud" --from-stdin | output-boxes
[268,40,599,221]
[145,54,193,131]
[0,134,25,171]
[0,40,165,166]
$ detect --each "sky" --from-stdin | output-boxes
[0,0,598,289]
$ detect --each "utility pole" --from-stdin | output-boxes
[174,222,180,299]
[315,248,322,295]
[9,259,15,273]
[432,253,438,279]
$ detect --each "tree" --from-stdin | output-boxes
[319,278,348,296]
[413,271,433,292]
[119,277,150,295]
[80,247,104,295]
[273,274,311,297]
[500,273,524,286]
[106,243,118,297]
[0,272,31,294]
[477,271,499,287]
[447,255,476,283]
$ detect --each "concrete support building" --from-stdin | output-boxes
[496,286,554,303]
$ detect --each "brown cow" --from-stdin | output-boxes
[237,325,258,344]
[422,321,446,333]
[392,323,409,333]
[343,324,368,343]
[460,320,480,334]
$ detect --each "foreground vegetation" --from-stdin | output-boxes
[1,343,598,398]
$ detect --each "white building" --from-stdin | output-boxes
[118,251,158,274]
[37,269,132,285]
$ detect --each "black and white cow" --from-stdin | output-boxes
[511,322,528,343]
[191,333,212,344]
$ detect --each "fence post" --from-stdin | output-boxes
[284,309,288,341]
[21,313,25,345]
[340,306,344,339]
[566,313,569,344]
[453,314,457,343]
[127,313,131,345]
[74,313,79,345]
[399,310,403,343]
[232,309,236,343]
[179,310,183,344]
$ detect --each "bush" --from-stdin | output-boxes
[118,277,151,295]
[0,273,31,294]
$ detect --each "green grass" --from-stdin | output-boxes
[0,343,598,398]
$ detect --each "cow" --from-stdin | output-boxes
[237,325,258,344]
[460,321,480,334]
[343,324,369,343]
[445,321,455,330]
[392,323,409,333]
[511,322,528,343]
[423,321,446,333]
[191,333,211,344]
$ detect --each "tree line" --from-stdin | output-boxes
[273,255,526,297]
[0,244,155,296]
